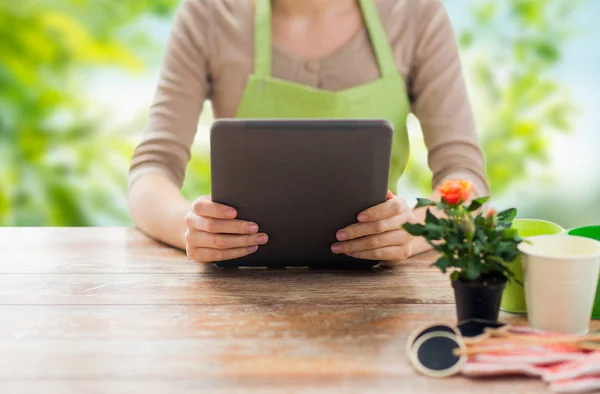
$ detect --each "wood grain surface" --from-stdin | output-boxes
[0,227,598,393]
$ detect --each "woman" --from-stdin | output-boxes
[128,0,488,265]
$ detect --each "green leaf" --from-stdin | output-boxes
[415,198,436,209]
[425,208,440,225]
[424,225,445,240]
[433,256,452,273]
[463,264,480,281]
[427,241,444,253]
[402,223,427,237]
[466,196,490,212]
[450,271,460,282]
[475,215,487,227]
[487,255,507,265]
[497,208,517,222]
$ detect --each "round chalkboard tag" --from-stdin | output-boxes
[405,323,462,358]
[409,331,467,378]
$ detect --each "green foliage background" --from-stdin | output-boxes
[0,0,596,227]
[0,0,177,225]
[405,0,577,194]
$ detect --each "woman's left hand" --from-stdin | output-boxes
[331,191,416,265]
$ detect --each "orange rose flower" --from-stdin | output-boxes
[437,180,474,206]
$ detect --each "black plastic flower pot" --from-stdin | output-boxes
[451,276,507,323]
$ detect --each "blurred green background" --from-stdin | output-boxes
[1,0,598,228]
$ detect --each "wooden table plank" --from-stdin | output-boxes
[5,304,590,341]
[0,304,460,340]
[0,337,551,392]
[0,227,597,394]
[1,305,597,380]
[0,270,453,305]
[0,227,436,274]
[0,378,548,394]
[0,337,406,379]
[0,248,199,274]
[0,227,198,274]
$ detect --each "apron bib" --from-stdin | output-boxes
[235,0,410,192]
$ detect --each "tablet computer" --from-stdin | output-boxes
[210,119,393,269]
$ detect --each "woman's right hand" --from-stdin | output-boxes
[184,196,269,263]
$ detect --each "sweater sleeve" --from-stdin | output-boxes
[129,0,211,189]
[409,0,489,197]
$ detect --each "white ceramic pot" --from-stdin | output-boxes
[518,234,600,334]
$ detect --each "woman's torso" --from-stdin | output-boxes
[129,0,488,197]
[203,0,420,117]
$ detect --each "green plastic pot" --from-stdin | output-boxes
[500,219,565,314]
[568,225,600,320]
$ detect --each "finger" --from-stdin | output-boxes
[186,213,259,235]
[331,230,410,255]
[186,231,268,250]
[346,244,412,262]
[189,245,260,263]
[357,197,411,222]
[336,211,415,241]
[192,196,237,219]
[386,190,394,200]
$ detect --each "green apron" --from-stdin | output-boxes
[235,0,410,192]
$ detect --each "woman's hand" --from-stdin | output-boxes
[184,196,269,263]
[331,191,416,265]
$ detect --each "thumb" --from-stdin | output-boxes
[386,190,394,201]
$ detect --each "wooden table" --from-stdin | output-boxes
[0,228,597,394]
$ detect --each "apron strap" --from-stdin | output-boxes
[254,0,272,77]
[253,0,397,78]
[358,0,397,78]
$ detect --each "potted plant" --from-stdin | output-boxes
[403,180,524,322]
